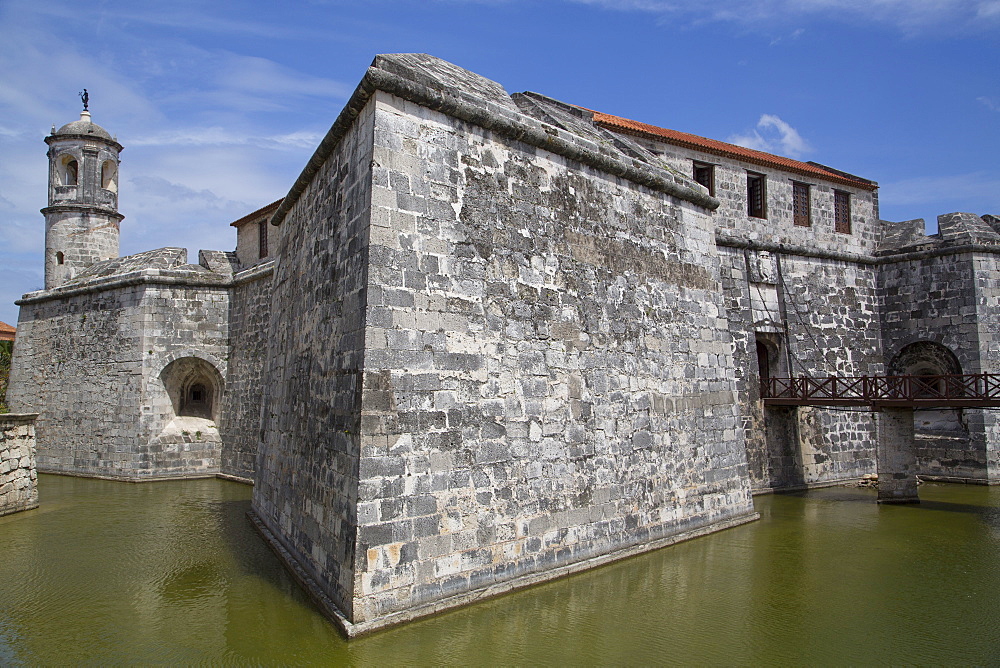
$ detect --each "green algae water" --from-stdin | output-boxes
[2,475,999,665]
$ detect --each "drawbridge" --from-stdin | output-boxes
[759,373,1000,504]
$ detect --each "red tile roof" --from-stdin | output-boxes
[590,110,878,192]
[230,199,283,228]
[0,321,15,342]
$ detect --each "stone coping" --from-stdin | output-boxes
[16,261,273,306]
[0,413,39,424]
[249,508,759,639]
[269,55,719,229]
[875,242,1000,263]
[718,234,1000,266]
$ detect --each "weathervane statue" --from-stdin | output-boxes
[79,88,89,111]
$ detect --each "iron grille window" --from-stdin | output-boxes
[693,162,715,196]
[747,172,766,219]
[258,220,269,259]
[793,182,811,227]
[834,190,851,234]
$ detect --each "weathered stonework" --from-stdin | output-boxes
[0,414,39,516]
[8,251,230,479]
[878,213,1000,483]
[218,263,274,480]
[249,55,756,635]
[9,52,1000,634]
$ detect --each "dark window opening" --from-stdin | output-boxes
[834,190,851,234]
[56,251,64,265]
[258,220,268,259]
[693,162,715,196]
[793,182,811,227]
[747,172,766,219]
[757,341,770,384]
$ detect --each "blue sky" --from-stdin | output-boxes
[1,0,999,326]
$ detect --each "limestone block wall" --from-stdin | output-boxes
[8,286,147,475]
[880,251,984,478]
[878,213,1000,483]
[136,283,229,477]
[346,90,754,625]
[220,263,274,479]
[8,275,229,479]
[971,251,1000,480]
[0,413,38,517]
[252,97,376,620]
[641,140,880,256]
[720,246,881,489]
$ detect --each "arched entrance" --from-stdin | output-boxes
[159,357,224,423]
[889,341,965,434]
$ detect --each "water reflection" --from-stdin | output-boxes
[0,476,998,664]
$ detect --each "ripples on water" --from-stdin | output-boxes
[1,475,999,665]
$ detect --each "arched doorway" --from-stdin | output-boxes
[889,341,964,431]
[159,356,224,423]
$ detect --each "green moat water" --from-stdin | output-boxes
[2,475,999,665]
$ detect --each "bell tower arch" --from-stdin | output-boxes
[42,91,124,289]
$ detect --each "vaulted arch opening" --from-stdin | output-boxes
[890,341,966,436]
[101,160,117,192]
[159,357,224,423]
[61,155,79,186]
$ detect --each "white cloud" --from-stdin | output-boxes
[130,127,324,150]
[566,0,1000,33]
[728,114,812,158]
[978,96,1000,111]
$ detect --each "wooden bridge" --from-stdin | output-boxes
[761,373,1000,408]
[759,373,1000,504]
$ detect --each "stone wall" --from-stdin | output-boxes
[252,95,376,620]
[8,284,147,475]
[220,263,274,479]
[347,89,754,626]
[250,54,757,635]
[0,413,38,516]
[720,246,881,489]
[8,261,230,479]
[878,213,1000,482]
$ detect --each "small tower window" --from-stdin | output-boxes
[56,251,65,265]
[101,160,117,192]
[258,220,268,259]
[62,157,79,186]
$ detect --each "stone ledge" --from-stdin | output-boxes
[36,468,219,483]
[250,508,759,639]
[16,269,232,306]
[0,413,39,425]
[751,476,869,496]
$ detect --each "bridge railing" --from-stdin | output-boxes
[762,373,1000,407]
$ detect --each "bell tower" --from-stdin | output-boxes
[42,90,124,289]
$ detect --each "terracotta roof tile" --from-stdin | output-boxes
[0,320,15,341]
[230,199,283,228]
[590,110,877,192]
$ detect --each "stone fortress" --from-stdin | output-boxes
[8,54,1000,635]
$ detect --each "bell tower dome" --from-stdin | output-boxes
[42,91,124,289]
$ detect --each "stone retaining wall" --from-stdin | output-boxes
[0,413,38,516]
